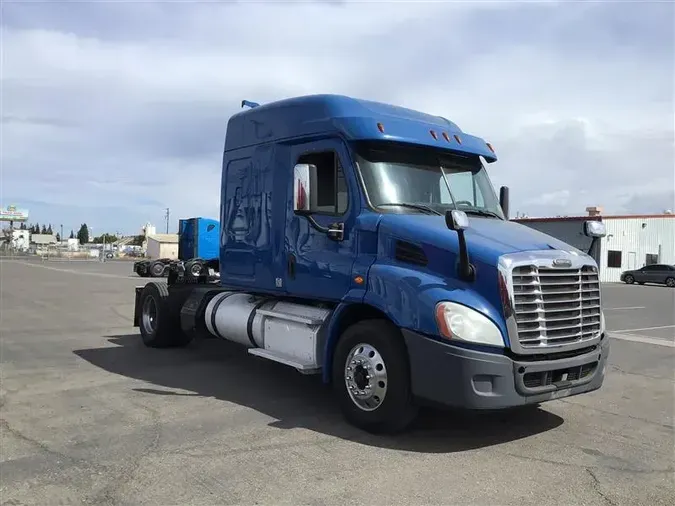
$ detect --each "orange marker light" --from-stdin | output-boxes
[377,122,385,133]
[454,134,462,144]
[486,142,495,153]
[354,276,364,285]
[442,132,450,142]
[430,130,438,140]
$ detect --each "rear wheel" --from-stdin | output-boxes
[332,319,418,434]
[150,261,166,277]
[624,274,635,284]
[139,282,192,348]
[666,277,675,288]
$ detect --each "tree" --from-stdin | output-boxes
[92,233,118,244]
[69,230,75,239]
[56,232,61,242]
[34,223,40,235]
[77,223,89,245]
[19,222,27,230]
[47,224,53,235]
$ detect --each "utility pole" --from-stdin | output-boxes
[165,208,170,234]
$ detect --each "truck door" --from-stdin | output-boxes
[285,138,359,301]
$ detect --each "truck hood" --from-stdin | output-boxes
[378,213,587,266]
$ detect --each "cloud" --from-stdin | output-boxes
[1,0,673,234]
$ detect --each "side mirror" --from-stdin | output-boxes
[583,220,606,238]
[499,186,510,219]
[293,163,317,215]
[445,209,469,231]
[445,209,474,282]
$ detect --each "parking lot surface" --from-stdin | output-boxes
[1,259,673,505]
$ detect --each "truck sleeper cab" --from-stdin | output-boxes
[133,94,609,434]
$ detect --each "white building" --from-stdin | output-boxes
[600,215,675,282]
[11,229,30,251]
[66,238,79,252]
[515,209,675,283]
[146,233,179,260]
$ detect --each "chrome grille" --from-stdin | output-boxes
[512,264,601,348]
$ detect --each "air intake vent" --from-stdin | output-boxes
[395,240,428,266]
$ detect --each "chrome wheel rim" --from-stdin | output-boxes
[344,343,388,412]
[141,296,157,335]
[190,263,202,276]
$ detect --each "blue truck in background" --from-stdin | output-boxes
[133,94,609,434]
[133,217,220,278]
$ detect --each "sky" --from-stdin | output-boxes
[2,0,674,236]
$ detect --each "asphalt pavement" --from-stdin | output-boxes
[1,258,673,505]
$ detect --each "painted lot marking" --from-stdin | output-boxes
[604,306,646,311]
[3,260,136,280]
[612,324,675,334]
[609,332,675,348]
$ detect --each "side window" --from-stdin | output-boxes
[297,150,348,215]
[607,250,622,268]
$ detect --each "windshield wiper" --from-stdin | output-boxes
[460,208,504,220]
[378,203,443,216]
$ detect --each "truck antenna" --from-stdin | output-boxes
[241,100,260,109]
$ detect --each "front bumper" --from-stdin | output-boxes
[403,329,609,410]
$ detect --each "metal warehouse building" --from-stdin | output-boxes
[515,208,675,283]
[145,233,179,260]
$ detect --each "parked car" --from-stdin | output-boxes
[620,264,675,287]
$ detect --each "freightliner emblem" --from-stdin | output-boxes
[552,258,572,268]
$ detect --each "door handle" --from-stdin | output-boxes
[327,222,345,241]
[287,253,296,279]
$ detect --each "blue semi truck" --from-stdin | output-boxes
[133,94,609,433]
[133,217,220,278]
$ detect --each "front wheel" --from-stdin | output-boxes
[332,319,418,434]
[185,259,204,278]
[666,277,675,288]
[624,274,635,284]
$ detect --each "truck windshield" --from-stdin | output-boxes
[352,140,504,219]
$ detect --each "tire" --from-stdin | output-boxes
[138,282,192,348]
[185,259,204,278]
[666,277,675,288]
[331,319,418,434]
[624,274,634,284]
[149,261,166,277]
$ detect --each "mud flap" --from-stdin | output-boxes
[133,286,144,327]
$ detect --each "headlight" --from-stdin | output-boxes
[434,301,505,347]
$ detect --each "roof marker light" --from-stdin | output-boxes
[486,142,495,153]
[442,132,450,142]
[454,134,462,144]
[377,122,385,133]
[430,130,438,140]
